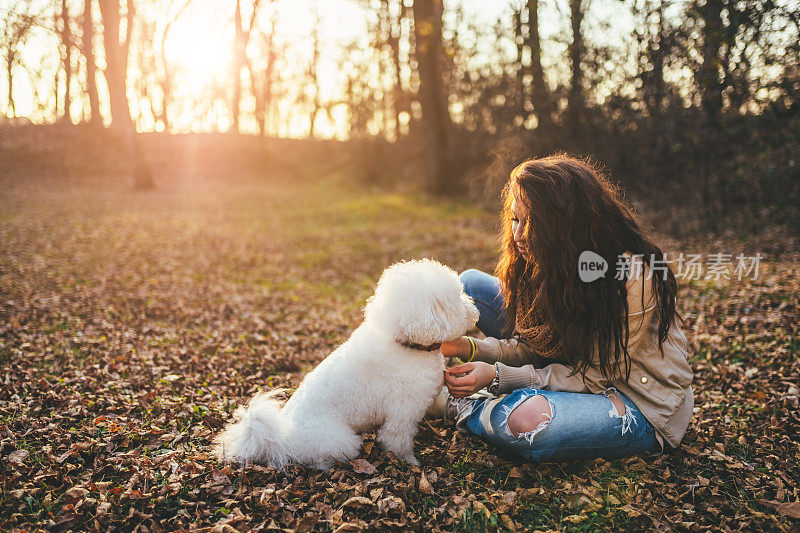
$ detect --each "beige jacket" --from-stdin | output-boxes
[469,259,694,451]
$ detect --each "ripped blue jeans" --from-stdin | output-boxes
[459,386,662,462]
[459,269,663,462]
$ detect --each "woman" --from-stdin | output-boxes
[434,155,694,462]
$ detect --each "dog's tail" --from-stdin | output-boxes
[214,390,295,469]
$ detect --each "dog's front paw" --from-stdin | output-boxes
[312,460,335,471]
[401,455,420,467]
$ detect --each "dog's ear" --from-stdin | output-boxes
[397,296,454,345]
[463,293,480,327]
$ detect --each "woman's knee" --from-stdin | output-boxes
[507,394,553,438]
[459,269,501,303]
[459,269,507,337]
[459,269,484,296]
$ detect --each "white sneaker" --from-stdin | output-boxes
[447,395,475,424]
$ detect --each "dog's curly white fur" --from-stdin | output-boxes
[215,259,479,470]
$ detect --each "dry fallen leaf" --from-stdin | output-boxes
[472,499,490,519]
[507,466,525,479]
[332,523,363,533]
[63,487,89,501]
[757,500,800,519]
[620,504,643,517]
[294,512,319,532]
[7,449,30,465]
[563,513,588,524]
[350,458,377,475]
[377,496,406,514]
[419,471,434,495]
[340,496,373,509]
[501,514,516,530]
[495,491,516,514]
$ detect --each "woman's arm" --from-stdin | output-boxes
[441,335,541,367]
[443,360,591,397]
[494,361,591,394]
[443,333,590,397]
[442,335,568,397]
[471,336,542,366]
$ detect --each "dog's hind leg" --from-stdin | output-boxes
[377,419,420,466]
[311,458,336,471]
[299,425,362,470]
[329,431,363,464]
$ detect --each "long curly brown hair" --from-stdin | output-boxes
[495,155,680,383]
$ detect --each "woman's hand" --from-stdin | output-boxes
[444,362,495,398]
[440,337,472,359]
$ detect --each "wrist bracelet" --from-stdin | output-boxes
[466,337,476,362]
[456,337,477,364]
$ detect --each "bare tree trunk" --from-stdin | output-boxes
[249,67,265,136]
[81,0,102,126]
[232,0,244,132]
[159,0,191,132]
[98,0,132,129]
[699,0,724,230]
[232,0,261,133]
[1,3,38,119]
[263,31,275,136]
[308,4,321,138]
[700,0,723,123]
[308,99,318,138]
[59,0,73,123]
[98,0,153,189]
[385,0,404,137]
[6,56,14,116]
[568,0,585,132]
[249,18,275,138]
[513,8,526,120]
[53,58,60,117]
[376,0,395,138]
[650,4,666,119]
[527,0,552,131]
[158,36,170,131]
[412,0,453,194]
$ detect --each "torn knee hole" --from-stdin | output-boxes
[507,395,552,438]
[607,392,626,417]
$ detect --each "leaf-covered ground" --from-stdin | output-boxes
[1,170,798,531]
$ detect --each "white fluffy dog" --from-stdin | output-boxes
[215,259,479,470]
